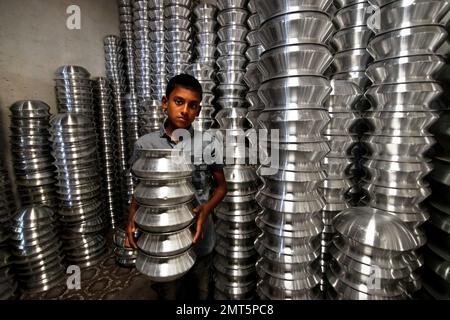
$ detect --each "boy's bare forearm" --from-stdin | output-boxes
[202,168,227,214]
[128,196,139,224]
[203,184,227,213]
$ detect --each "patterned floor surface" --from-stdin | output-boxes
[18,247,157,300]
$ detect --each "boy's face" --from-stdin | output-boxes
[162,86,202,129]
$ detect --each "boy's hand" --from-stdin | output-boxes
[125,219,137,249]
[193,205,210,244]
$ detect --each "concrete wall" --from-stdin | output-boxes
[0,0,119,202]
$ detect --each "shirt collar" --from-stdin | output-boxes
[159,119,195,142]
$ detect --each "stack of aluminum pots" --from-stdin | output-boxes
[193,3,217,67]
[9,101,57,209]
[113,228,138,267]
[52,65,107,268]
[184,62,217,210]
[213,0,260,300]
[184,64,216,132]
[104,35,133,219]
[245,0,264,130]
[320,80,361,293]
[330,0,373,90]
[124,93,140,223]
[327,207,425,300]
[10,206,65,293]
[424,47,450,300]
[187,2,217,132]
[0,160,17,299]
[118,0,136,94]
[124,93,140,152]
[165,0,193,79]
[330,0,374,204]
[184,3,218,234]
[119,1,140,153]
[50,113,107,268]
[132,149,196,282]
[93,77,120,229]
[362,0,450,297]
[133,0,152,99]
[138,0,165,136]
[216,0,248,112]
[254,0,334,300]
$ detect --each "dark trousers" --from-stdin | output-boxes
[152,253,213,300]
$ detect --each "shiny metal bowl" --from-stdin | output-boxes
[366,184,431,215]
[367,0,450,35]
[331,26,373,51]
[134,178,195,207]
[217,8,248,26]
[259,44,333,80]
[257,0,333,23]
[136,249,196,282]
[362,134,435,162]
[364,110,439,136]
[137,227,193,256]
[258,109,330,143]
[333,2,372,29]
[366,55,445,85]
[367,26,448,61]
[217,25,248,42]
[258,76,331,109]
[131,149,194,180]
[365,82,443,111]
[216,41,247,56]
[135,201,195,233]
[364,159,432,189]
[331,49,372,74]
[259,12,334,50]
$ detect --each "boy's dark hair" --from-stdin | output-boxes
[165,74,203,100]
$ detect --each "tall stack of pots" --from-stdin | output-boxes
[330,0,374,205]
[93,77,120,228]
[132,149,197,282]
[327,207,425,300]
[118,0,136,94]
[10,206,65,294]
[244,0,264,130]
[362,0,450,297]
[52,65,107,267]
[187,2,218,132]
[9,101,57,209]
[213,0,260,300]
[104,35,133,220]
[321,80,361,292]
[133,0,152,99]
[254,0,334,300]
[138,0,165,136]
[165,0,193,78]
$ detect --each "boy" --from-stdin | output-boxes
[125,74,227,300]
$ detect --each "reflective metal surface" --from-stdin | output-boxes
[136,249,196,282]
[10,100,56,208]
[10,206,65,293]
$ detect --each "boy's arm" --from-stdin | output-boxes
[193,167,227,244]
[125,196,139,248]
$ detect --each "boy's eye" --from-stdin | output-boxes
[189,104,199,110]
[175,99,183,105]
